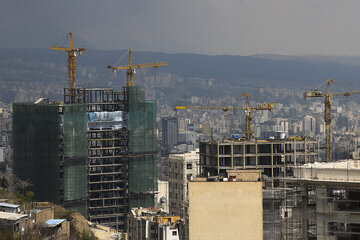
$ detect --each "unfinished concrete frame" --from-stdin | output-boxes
[284,179,360,240]
[64,87,129,231]
[199,138,320,240]
[199,138,319,187]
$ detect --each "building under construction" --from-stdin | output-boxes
[64,87,129,230]
[12,85,157,232]
[13,100,88,216]
[63,86,157,230]
[199,137,319,187]
[283,160,360,240]
[198,136,320,239]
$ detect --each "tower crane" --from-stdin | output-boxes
[107,49,167,87]
[49,32,86,102]
[304,79,360,162]
[175,93,275,140]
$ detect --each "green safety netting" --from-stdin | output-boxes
[13,103,62,203]
[63,104,88,217]
[128,86,157,153]
[129,154,157,208]
[13,103,87,217]
[128,86,158,208]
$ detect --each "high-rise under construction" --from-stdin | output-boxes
[13,100,88,216]
[13,85,158,231]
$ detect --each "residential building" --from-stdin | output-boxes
[162,117,178,151]
[0,203,20,213]
[188,170,263,240]
[168,150,199,218]
[0,212,28,239]
[127,207,183,240]
[39,219,70,240]
[303,115,316,136]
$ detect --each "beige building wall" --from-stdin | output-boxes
[189,181,263,240]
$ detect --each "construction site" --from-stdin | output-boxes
[10,31,360,239]
[283,160,360,239]
[175,79,360,239]
[198,136,319,239]
[13,101,88,216]
[199,137,319,187]
[12,33,161,232]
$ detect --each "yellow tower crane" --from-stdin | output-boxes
[240,93,275,140]
[304,79,360,162]
[49,32,86,102]
[175,94,275,140]
[107,49,167,87]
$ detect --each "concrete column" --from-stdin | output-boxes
[300,185,309,240]
[243,143,246,169]
[294,140,297,166]
[316,186,329,240]
[255,142,258,169]
[217,142,220,175]
[231,141,234,169]
[271,143,274,188]
[304,139,308,164]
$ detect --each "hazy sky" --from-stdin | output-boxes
[1,0,360,56]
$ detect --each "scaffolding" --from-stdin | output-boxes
[198,137,320,240]
[63,86,158,228]
[66,88,129,231]
[13,102,88,216]
[283,163,360,240]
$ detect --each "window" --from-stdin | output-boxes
[172,231,177,236]
[186,163,192,169]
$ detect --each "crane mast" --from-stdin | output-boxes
[108,49,167,87]
[50,32,86,103]
[304,79,360,162]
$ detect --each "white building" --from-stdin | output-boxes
[168,150,199,218]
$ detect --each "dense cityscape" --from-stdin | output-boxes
[3,1,360,240]
[0,47,360,239]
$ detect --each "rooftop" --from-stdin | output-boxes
[169,149,198,158]
[300,160,360,170]
[0,212,27,221]
[291,159,360,183]
[45,219,67,227]
[0,202,20,208]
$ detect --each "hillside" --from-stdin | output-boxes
[1,48,360,103]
